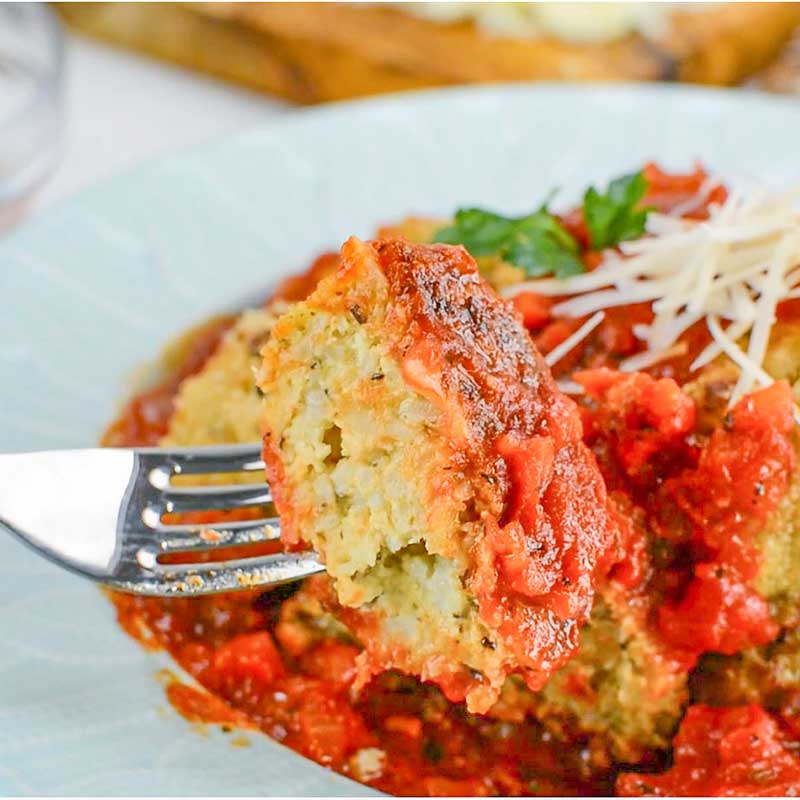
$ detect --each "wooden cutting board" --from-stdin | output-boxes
[59,3,800,104]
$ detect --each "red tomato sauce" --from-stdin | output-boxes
[616,705,800,797]
[576,370,793,664]
[113,584,613,796]
[102,316,235,448]
[103,164,799,796]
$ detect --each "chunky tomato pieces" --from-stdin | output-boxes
[511,291,554,330]
[617,704,800,797]
[658,568,778,656]
[294,683,373,765]
[575,369,795,663]
[213,631,286,696]
[577,369,696,491]
[490,431,617,622]
[656,382,795,655]
[578,371,794,660]
[662,381,796,552]
[641,162,728,219]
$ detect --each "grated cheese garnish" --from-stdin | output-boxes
[544,311,605,368]
[555,379,586,396]
[504,185,800,405]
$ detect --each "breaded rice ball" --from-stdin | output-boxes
[257,236,619,713]
[155,296,685,751]
[529,593,689,761]
[164,308,280,449]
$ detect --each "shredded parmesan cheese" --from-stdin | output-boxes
[504,185,800,405]
[544,311,605,368]
[556,379,585,395]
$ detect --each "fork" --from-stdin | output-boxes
[0,444,324,596]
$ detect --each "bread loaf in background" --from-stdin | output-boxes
[58,3,800,104]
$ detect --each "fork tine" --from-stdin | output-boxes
[147,443,264,473]
[150,520,282,555]
[124,515,283,572]
[158,482,271,496]
[152,485,273,515]
[140,516,279,534]
[142,444,265,490]
[113,551,325,596]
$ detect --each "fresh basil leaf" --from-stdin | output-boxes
[433,205,584,280]
[506,230,585,279]
[436,209,515,256]
[583,171,650,250]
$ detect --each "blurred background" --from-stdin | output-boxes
[4,1,800,233]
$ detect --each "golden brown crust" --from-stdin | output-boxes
[59,3,800,104]
[370,238,584,520]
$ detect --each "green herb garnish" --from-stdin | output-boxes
[583,170,651,250]
[434,206,584,279]
[433,169,652,279]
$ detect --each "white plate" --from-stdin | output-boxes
[2,83,800,796]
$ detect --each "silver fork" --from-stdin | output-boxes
[0,444,324,596]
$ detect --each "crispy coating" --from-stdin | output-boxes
[164,308,279,449]
[530,593,689,762]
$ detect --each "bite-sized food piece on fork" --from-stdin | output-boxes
[257,236,620,713]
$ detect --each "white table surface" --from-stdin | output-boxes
[36,32,290,213]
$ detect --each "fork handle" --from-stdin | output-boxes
[0,449,137,576]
